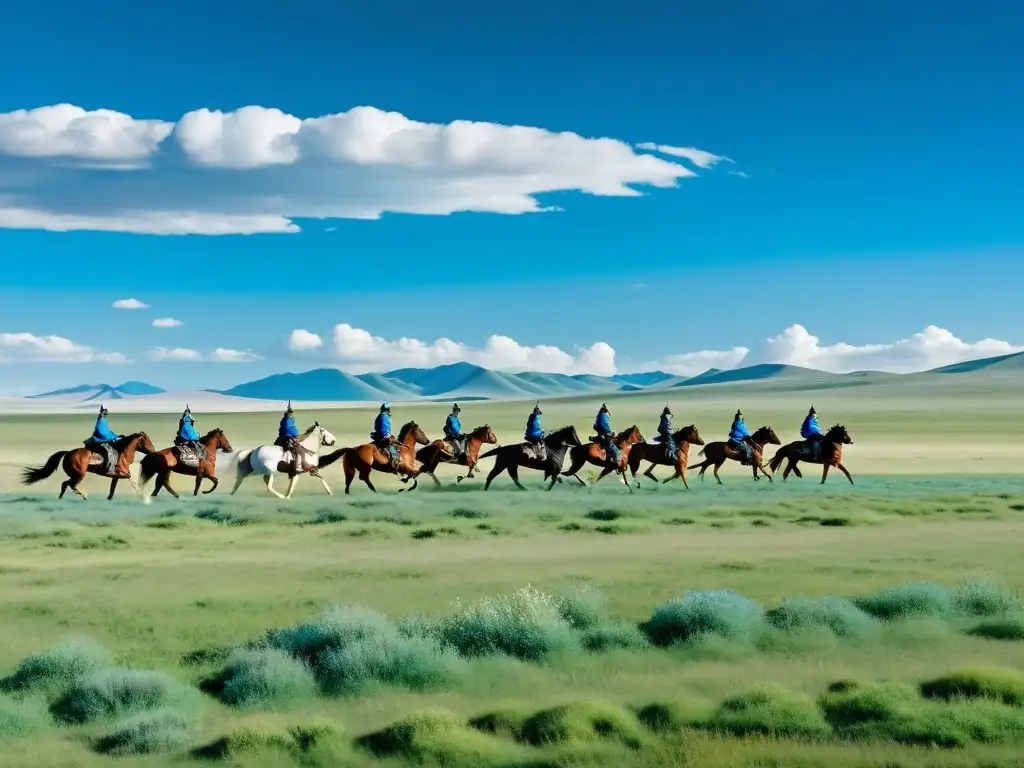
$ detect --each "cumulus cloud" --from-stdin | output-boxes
[0,103,722,235]
[0,332,127,363]
[210,348,263,363]
[289,322,616,376]
[152,317,183,328]
[146,346,262,363]
[635,142,731,169]
[655,347,751,377]
[112,298,149,310]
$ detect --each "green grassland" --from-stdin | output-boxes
[1,375,1023,766]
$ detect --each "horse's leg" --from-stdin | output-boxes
[677,460,690,490]
[546,462,560,490]
[618,466,633,493]
[107,477,118,501]
[151,474,163,497]
[836,462,854,484]
[193,475,204,496]
[643,463,659,483]
[59,480,70,499]
[821,463,831,485]
[661,469,680,484]
[264,474,286,499]
[162,472,180,499]
[483,458,506,490]
[284,472,299,499]
[359,469,378,493]
[315,470,333,496]
[713,461,724,485]
[506,463,526,490]
[791,463,804,479]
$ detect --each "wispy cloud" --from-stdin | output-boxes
[112,298,149,310]
[635,142,732,169]
[0,103,720,235]
[0,332,127,363]
[146,346,262,363]
[152,317,183,328]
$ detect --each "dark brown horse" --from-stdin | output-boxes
[687,425,781,484]
[768,424,854,484]
[137,429,234,498]
[20,432,156,500]
[415,424,498,485]
[627,425,705,489]
[330,421,435,494]
[561,425,645,492]
[480,425,583,491]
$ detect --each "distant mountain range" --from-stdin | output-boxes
[28,352,1024,404]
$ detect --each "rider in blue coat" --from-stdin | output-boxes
[275,401,304,474]
[372,402,399,469]
[175,405,200,446]
[85,405,120,447]
[524,403,546,460]
[443,403,463,457]
[656,405,676,460]
[593,403,619,463]
[800,405,824,460]
[728,409,753,464]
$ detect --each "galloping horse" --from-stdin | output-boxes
[628,425,705,489]
[139,429,234,499]
[334,421,434,494]
[561,425,645,492]
[769,424,854,484]
[230,423,336,499]
[20,432,156,500]
[480,425,583,491]
[687,426,781,484]
[415,424,498,485]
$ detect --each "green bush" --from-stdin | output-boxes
[953,579,1019,616]
[2,639,112,696]
[316,635,464,696]
[0,695,50,740]
[217,648,317,708]
[556,586,607,631]
[635,700,709,733]
[519,700,646,748]
[643,590,763,646]
[967,616,1024,641]
[581,622,649,652]
[764,596,875,637]
[854,582,954,620]
[432,586,579,661]
[264,605,397,665]
[708,685,831,739]
[920,667,1024,707]
[357,709,522,766]
[52,668,195,724]
[468,708,529,740]
[95,709,195,755]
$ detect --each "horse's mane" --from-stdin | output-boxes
[827,423,846,433]
[615,425,638,439]
[398,421,419,439]
[672,424,696,437]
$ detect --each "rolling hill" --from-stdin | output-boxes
[30,382,167,400]
[928,351,1024,374]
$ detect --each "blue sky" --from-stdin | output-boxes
[1,0,1022,393]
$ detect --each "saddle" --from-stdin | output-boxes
[88,444,120,475]
[374,438,401,467]
[797,438,824,461]
[727,440,754,466]
[523,441,547,461]
[443,437,465,460]
[174,441,206,467]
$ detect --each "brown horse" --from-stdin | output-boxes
[331,421,434,494]
[687,425,781,484]
[415,424,498,485]
[481,425,583,491]
[561,425,645,492]
[768,424,854,484]
[20,432,156,500]
[627,425,705,489]
[137,429,234,498]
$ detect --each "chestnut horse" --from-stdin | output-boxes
[20,432,156,500]
[561,425,645,492]
[687,425,781,484]
[415,424,498,485]
[480,425,583,491]
[627,425,705,489]
[137,428,234,499]
[768,424,854,484]
[332,421,434,494]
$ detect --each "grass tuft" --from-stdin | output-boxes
[635,700,710,733]
[95,709,196,755]
[2,639,112,697]
[519,700,646,748]
[920,667,1024,707]
[357,709,521,766]
[967,616,1024,641]
[214,647,318,708]
[953,578,1019,616]
[51,668,196,725]
[0,695,50,740]
[643,590,763,646]
[708,685,831,739]
[764,596,876,637]
[854,581,954,620]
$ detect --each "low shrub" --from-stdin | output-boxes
[519,700,646,748]
[2,639,112,696]
[216,648,317,708]
[708,685,830,739]
[316,635,464,695]
[580,622,649,652]
[635,700,709,733]
[921,667,1024,707]
[468,708,529,740]
[357,709,521,765]
[95,709,195,755]
[556,586,607,631]
[52,668,195,725]
[764,596,875,638]
[953,579,1019,616]
[0,695,50,740]
[854,582,954,620]
[967,616,1024,641]
[643,590,763,646]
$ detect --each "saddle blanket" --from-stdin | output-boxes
[88,444,119,475]
[442,439,464,459]
[174,442,206,467]
[523,443,546,461]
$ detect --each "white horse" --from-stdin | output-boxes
[230,423,338,499]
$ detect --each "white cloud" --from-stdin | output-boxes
[635,142,731,169]
[210,348,263,363]
[0,332,127,363]
[655,325,1023,376]
[289,322,616,376]
[152,317,183,328]
[112,298,149,310]
[147,347,203,362]
[0,103,723,235]
[287,329,324,351]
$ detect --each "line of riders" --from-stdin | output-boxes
[83,397,830,473]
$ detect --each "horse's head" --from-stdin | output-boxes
[753,426,781,446]
[827,424,853,444]
[619,425,643,445]
[548,425,582,447]
[205,428,234,453]
[399,421,430,446]
[311,422,337,447]
[474,424,498,444]
[677,424,704,446]
[136,432,156,453]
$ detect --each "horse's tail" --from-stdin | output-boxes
[318,447,348,469]
[768,446,788,473]
[137,453,159,498]
[478,446,502,460]
[697,446,706,458]
[415,444,432,463]
[21,451,67,485]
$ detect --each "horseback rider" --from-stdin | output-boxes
[84,405,126,475]
[728,409,753,465]
[593,403,619,464]
[443,403,464,459]
[372,402,400,470]
[800,405,824,461]
[174,405,201,448]
[274,401,304,476]
[524,402,546,461]
[656,405,677,460]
